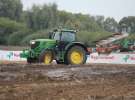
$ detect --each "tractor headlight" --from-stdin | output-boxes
[30,41,40,49]
[30,41,35,44]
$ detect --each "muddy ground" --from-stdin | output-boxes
[0,63,135,100]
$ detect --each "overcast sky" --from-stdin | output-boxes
[21,0,135,22]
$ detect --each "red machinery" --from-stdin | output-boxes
[88,33,129,54]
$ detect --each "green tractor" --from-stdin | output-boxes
[20,29,88,65]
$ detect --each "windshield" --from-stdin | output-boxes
[61,31,75,42]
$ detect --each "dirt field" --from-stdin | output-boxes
[0,63,134,100]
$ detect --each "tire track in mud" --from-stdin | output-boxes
[0,63,135,100]
[0,63,135,71]
[0,63,135,85]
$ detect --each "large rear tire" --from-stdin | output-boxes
[39,50,53,65]
[66,46,87,65]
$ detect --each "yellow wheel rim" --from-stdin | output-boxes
[70,51,83,64]
[44,52,52,64]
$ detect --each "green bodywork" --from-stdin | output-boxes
[20,39,57,59]
[121,38,130,48]
[120,38,135,51]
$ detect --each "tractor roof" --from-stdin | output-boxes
[61,29,76,32]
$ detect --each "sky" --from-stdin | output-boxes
[21,0,135,22]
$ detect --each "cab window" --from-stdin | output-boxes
[61,31,75,42]
[53,32,61,40]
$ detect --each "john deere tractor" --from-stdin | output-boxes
[20,29,88,65]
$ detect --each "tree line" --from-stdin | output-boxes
[0,0,135,46]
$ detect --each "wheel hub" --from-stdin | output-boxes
[70,51,83,64]
[44,52,52,64]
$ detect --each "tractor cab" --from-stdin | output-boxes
[50,29,77,51]
[50,29,76,42]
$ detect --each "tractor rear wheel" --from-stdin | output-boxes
[66,46,87,65]
[39,50,53,64]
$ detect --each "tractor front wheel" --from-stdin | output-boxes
[39,50,53,64]
[66,46,87,65]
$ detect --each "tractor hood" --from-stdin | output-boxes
[30,39,57,49]
[31,39,56,43]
